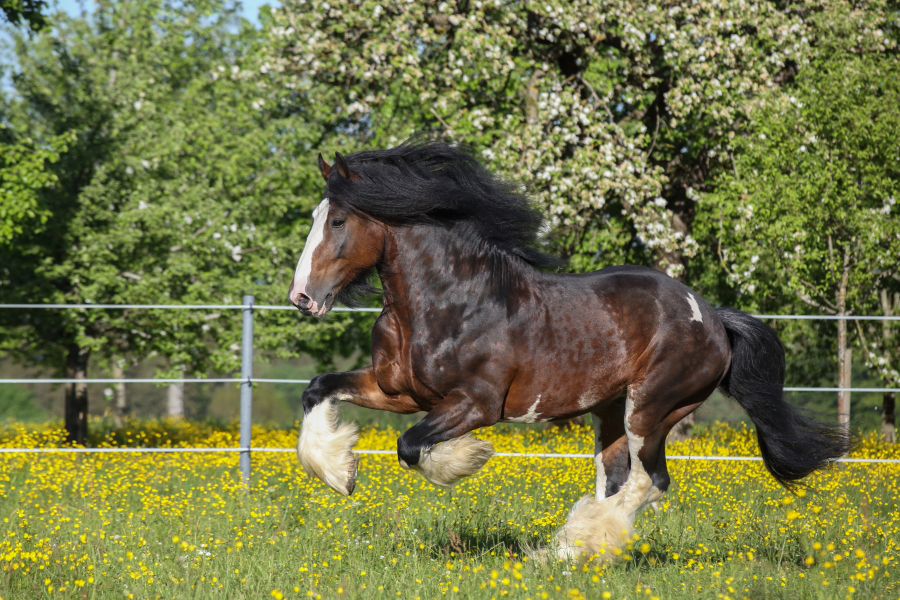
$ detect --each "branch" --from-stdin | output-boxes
[826,234,838,286]
[783,268,838,312]
[429,107,453,132]
[784,274,836,313]
[792,289,836,314]
[646,102,661,162]
[856,319,900,387]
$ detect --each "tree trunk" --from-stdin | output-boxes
[836,251,851,432]
[112,359,128,427]
[883,392,896,444]
[880,290,896,443]
[64,345,90,445]
[837,316,851,431]
[167,381,185,420]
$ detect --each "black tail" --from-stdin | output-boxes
[716,308,851,489]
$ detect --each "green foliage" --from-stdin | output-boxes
[0,0,380,441]
[0,383,45,420]
[700,17,900,315]
[0,0,370,384]
[267,0,897,279]
[0,0,46,31]
[0,128,73,244]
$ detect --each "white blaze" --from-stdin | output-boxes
[291,199,330,304]
[686,293,703,323]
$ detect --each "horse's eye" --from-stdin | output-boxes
[331,218,346,228]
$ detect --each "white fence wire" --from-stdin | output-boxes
[0,447,897,464]
[1,303,898,472]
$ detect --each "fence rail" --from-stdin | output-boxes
[0,303,898,319]
[1,378,897,393]
[1,302,898,480]
[0,447,897,463]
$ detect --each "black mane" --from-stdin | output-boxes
[326,140,562,271]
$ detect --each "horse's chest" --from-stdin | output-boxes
[371,315,446,402]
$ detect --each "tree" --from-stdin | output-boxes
[0,0,368,442]
[1,0,46,31]
[267,0,896,285]
[855,282,900,442]
[702,17,900,430]
[0,128,72,244]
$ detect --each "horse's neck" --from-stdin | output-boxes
[377,223,533,314]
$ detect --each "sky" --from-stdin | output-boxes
[1,0,279,90]
[51,0,279,26]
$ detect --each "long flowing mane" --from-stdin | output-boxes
[326,140,562,271]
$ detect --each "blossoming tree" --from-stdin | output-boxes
[704,14,900,430]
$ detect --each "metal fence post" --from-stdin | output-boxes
[240,295,254,486]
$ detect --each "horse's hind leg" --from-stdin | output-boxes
[592,398,628,500]
[397,393,497,488]
[555,388,707,562]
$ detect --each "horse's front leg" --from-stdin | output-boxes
[298,367,418,496]
[397,390,499,488]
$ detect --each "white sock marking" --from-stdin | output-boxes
[686,293,703,323]
[296,399,359,496]
[593,415,606,500]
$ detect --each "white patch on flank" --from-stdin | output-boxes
[506,396,542,423]
[686,293,703,323]
[296,399,359,496]
[292,199,330,301]
[577,390,593,410]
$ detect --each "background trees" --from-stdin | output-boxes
[701,10,900,430]
[1,0,898,439]
[0,0,370,442]
[1,0,46,31]
[266,0,895,280]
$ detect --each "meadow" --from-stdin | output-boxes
[0,420,897,600]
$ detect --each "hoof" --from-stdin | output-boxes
[297,400,360,496]
[413,433,494,488]
[552,495,633,563]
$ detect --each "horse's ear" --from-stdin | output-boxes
[317,153,332,181]
[334,152,352,179]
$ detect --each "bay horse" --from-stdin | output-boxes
[287,141,850,561]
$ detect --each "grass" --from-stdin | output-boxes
[0,420,898,600]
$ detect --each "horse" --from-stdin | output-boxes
[287,140,850,561]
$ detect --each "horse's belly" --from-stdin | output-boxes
[501,377,625,424]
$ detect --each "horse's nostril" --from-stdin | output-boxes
[298,293,311,309]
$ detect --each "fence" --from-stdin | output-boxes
[1,301,899,482]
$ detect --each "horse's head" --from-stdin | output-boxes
[288,153,383,316]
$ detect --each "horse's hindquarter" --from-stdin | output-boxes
[502,266,731,423]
